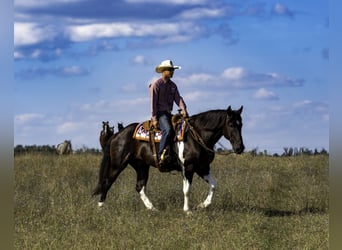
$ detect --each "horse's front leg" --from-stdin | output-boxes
[177,142,193,214]
[182,171,194,214]
[198,172,216,209]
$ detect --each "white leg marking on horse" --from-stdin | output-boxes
[98,202,104,207]
[198,173,217,208]
[183,177,191,212]
[177,142,185,165]
[139,186,155,210]
[178,142,191,212]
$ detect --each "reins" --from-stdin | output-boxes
[186,119,215,154]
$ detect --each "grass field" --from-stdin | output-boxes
[14,153,328,249]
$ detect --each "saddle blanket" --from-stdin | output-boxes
[133,119,187,142]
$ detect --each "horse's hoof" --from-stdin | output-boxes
[185,210,193,216]
[197,203,205,209]
[98,202,104,207]
[149,207,159,212]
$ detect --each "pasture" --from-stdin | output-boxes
[14,153,328,249]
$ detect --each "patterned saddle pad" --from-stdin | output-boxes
[133,118,187,142]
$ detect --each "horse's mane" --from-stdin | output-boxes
[189,109,226,131]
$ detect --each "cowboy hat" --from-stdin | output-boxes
[155,60,181,73]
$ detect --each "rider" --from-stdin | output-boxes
[149,60,188,166]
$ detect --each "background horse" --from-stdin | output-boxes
[56,140,72,155]
[99,121,114,151]
[117,122,124,131]
[92,106,244,213]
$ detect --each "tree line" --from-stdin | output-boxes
[234,147,328,157]
[14,144,328,157]
[14,144,101,155]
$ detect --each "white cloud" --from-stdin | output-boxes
[183,91,209,101]
[179,7,226,19]
[176,67,304,89]
[62,66,86,75]
[252,88,278,100]
[292,100,329,119]
[273,3,287,14]
[65,22,200,42]
[244,113,266,129]
[121,83,140,92]
[293,99,312,108]
[14,0,84,8]
[156,34,194,44]
[31,49,42,58]
[14,22,56,47]
[14,51,24,59]
[78,98,149,115]
[178,73,215,85]
[222,67,246,80]
[15,113,45,124]
[272,3,293,17]
[124,0,206,4]
[57,121,84,134]
[222,68,303,88]
[133,55,150,65]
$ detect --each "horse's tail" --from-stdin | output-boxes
[92,142,111,196]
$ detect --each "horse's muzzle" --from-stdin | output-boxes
[234,144,245,154]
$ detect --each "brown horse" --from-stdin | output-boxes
[93,106,244,213]
[99,121,114,151]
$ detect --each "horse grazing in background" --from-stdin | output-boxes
[99,121,115,151]
[56,140,72,155]
[92,106,244,214]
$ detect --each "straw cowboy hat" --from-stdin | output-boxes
[155,60,181,73]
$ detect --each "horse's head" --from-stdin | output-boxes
[223,106,245,154]
[102,121,111,135]
[117,122,124,131]
[109,126,114,134]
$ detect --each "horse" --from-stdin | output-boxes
[92,106,244,214]
[56,140,72,155]
[99,121,115,151]
[117,122,124,132]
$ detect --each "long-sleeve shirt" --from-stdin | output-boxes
[149,77,186,121]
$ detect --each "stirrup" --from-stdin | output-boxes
[160,149,167,162]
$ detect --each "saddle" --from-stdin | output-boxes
[132,114,187,142]
[132,114,187,172]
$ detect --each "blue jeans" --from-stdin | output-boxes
[157,112,173,158]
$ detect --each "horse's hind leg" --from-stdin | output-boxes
[132,163,156,210]
[98,164,127,207]
[197,172,216,209]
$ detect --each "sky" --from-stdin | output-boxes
[13,0,329,154]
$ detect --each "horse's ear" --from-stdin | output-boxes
[237,105,243,114]
[227,106,232,116]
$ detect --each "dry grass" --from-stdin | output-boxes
[14,153,328,249]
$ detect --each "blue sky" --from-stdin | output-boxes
[13,0,329,154]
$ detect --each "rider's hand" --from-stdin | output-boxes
[152,119,159,128]
[182,110,189,118]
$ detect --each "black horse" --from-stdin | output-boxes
[92,106,244,213]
